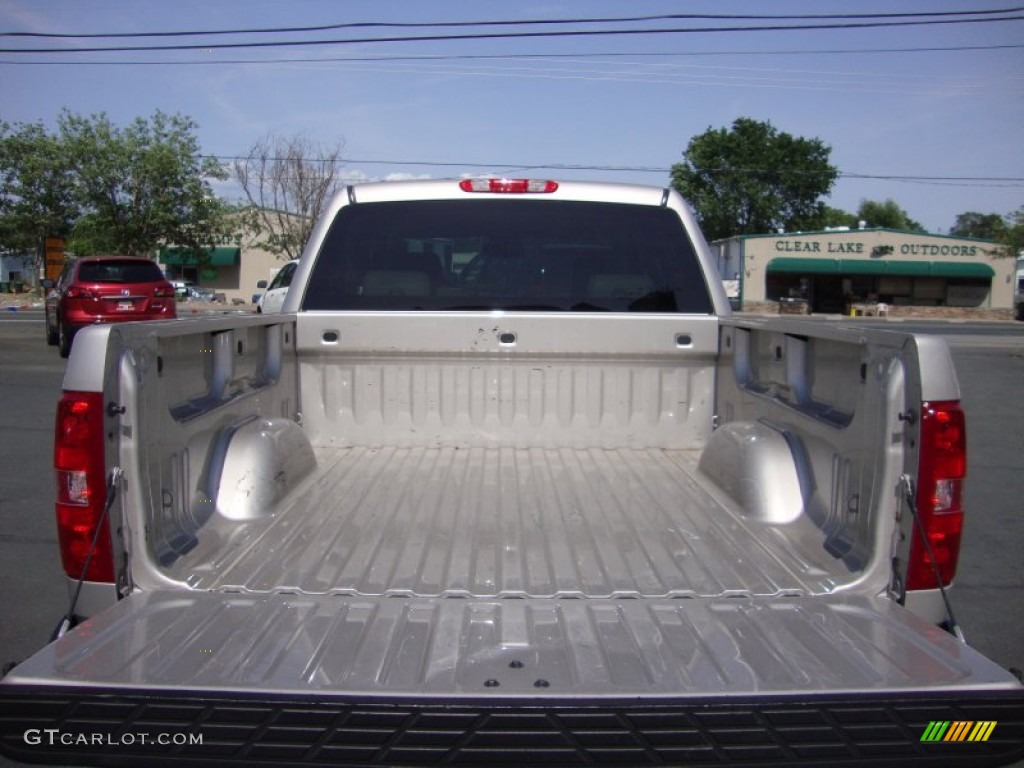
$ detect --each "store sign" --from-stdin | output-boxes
[774,240,864,254]
[774,239,980,257]
[899,244,979,256]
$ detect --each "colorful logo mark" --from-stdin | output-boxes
[920,721,997,742]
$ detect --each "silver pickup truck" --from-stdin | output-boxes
[2,179,1022,766]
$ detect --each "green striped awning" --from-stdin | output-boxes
[929,262,995,278]
[160,247,241,267]
[841,260,884,275]
[768,257,994,279]
[767,258,840,274]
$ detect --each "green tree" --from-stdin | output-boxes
[950,211,1007,241]
[856,199,923,232]
[57,110,236,257]
[948,208,1023,257]
[670,117,838,241]
[818,205,859,230]
[998,207,1024,256]
[0,120,78,263]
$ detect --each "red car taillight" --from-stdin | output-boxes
[153,285,176,298]
[906,400,966,591]
[459,178,559,194]
[54,391,114,583]
[66,286,97,300]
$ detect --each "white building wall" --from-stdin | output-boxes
[0,253,34,285]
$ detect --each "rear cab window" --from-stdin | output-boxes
[301,200,713,313]
[78,260,166,284]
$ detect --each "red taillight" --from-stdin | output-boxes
[54,391,114,583]
[906,400,966,590]
[66,286,97,300]
[459,178,559,194]
[153,284,176,298]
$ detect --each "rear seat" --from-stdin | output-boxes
[360,270,432,296]
[586,273,655,300]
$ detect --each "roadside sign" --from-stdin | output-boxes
[44,237,65,281]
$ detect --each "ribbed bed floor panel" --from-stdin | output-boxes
[172,445,837,598]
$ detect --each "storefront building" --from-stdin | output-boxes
[158,242,293,305]
[157,214,299,305]
[0,251,34,292]
[713,228,1015,316]
[159,246,242,288]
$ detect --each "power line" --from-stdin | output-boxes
[3,15,1024,54]
[139,54,1009,98]
[302,67,1019,98]
[3,43,1022,67]
[122,44,1010,98]
[4,7,1022,39]
[5,47,1017,101]
[211,154,1024,187]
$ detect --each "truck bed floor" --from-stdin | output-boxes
[172,445,840,598]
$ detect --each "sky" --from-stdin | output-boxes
[1,0,1022,234]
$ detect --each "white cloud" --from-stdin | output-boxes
[339,169,375,185]
[339,169,433,184]
[383,172,433,182]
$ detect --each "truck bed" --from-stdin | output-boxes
[171,444,839,599]
[5,294,1024,766]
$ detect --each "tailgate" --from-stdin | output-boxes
[2,591,1022,767]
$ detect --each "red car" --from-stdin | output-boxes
[45,256,177,358]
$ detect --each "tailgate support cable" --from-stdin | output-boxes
[56,467,123,640]
[900,473,966,643]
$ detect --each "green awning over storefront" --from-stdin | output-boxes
[160,247,241,267]
[841,260,884,275]
[929,262,995,278]
[768,258,840,274]
[768,258,994,279]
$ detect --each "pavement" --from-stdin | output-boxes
[0,295,43,311]
[0,294,255,314]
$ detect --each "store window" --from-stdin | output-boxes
[945,279,989,307]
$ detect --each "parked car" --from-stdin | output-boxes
[183,285,220,302]
[256,259,299,313]
[44,256,177,358]
[170,281,222,302]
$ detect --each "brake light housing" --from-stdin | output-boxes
[906,400,966,591]
[54,391,115,583]
[65,286,97,300]
[459,178,559,194]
